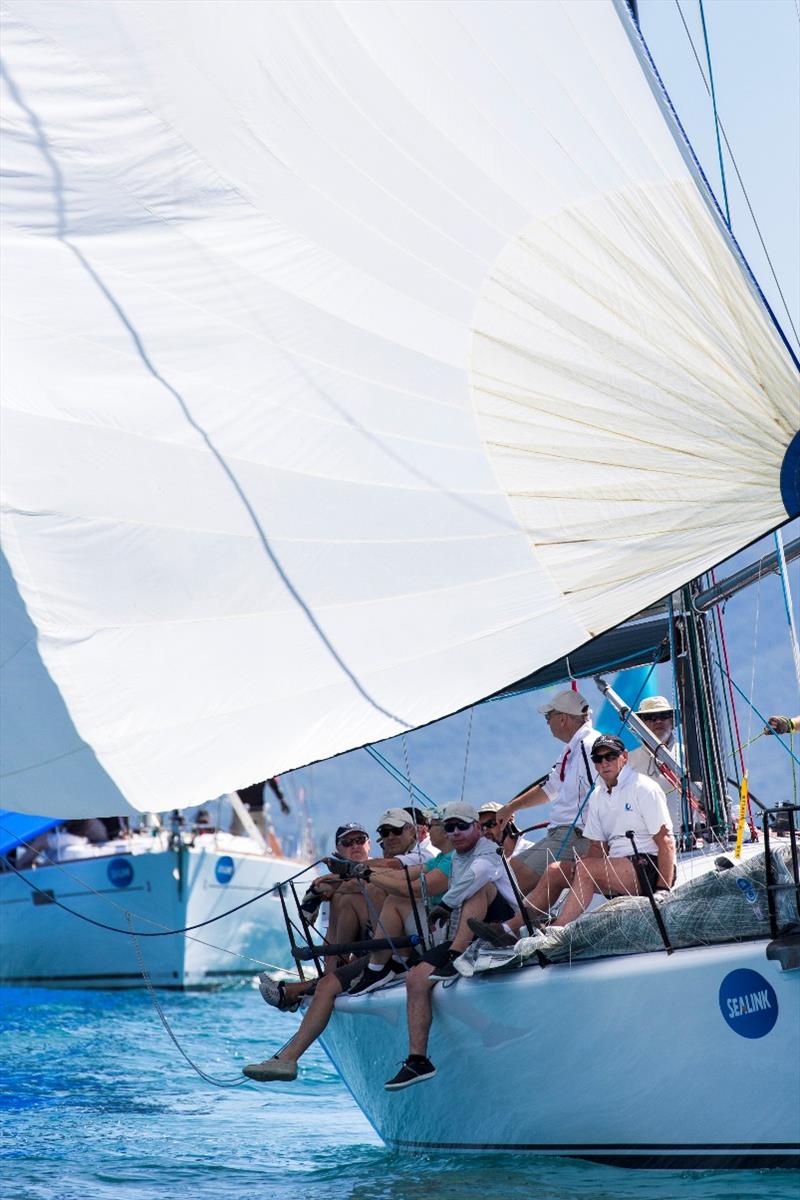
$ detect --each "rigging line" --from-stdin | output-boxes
[673,0,800,347]
[773,529,800,691]
[128,918,247,1089]
[714,661,800,768]
[0,840,323,937]
[697,0,731,226]
[460,708,475,803]
[0,60,411,736]
[363,744,437,808]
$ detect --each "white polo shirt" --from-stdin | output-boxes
[541,721,601,829]
[628,735,685,831]
[582,764,673,857]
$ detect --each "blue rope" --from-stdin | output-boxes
[363,745,437,809]
[698,0,731,226]
[714,661,800,767]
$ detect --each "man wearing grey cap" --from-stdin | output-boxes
[383,801,518,1090]
[493,688,600,893]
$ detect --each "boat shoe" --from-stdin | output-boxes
[242,1057,298,1082]
[258,972,300,1012]
[466,918,517,947]
[384,1055,437,1091]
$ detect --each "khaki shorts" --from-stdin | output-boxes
[513,825,590,878]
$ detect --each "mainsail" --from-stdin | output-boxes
[1,0,797,815]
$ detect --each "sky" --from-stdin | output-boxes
[273,0,800,851]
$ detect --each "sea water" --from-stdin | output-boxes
[1,983,795,1200]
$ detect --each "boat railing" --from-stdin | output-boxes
[750,799,800,938]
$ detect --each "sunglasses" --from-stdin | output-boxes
[591,751,623,763]
[443,819,473,833]
[641,712,673,722]
[479,819,497,830]
[376,824,405,839]
[338,834,368,848]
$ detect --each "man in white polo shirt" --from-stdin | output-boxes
[494,689,600,893]
[470,735,675,945]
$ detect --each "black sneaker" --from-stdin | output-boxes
[429,952,460,981]
[348,959,401,996]
[384,1056,437,1091]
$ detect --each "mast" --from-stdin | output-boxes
[672,585,731,841]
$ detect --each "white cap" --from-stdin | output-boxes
[440,800,479,823]
[376,807,413,830]
[477,801,503,814]
[537,688,589,717]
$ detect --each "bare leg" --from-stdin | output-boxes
[554,856,639,927]
[406,962,437,1057]
[509,860,540,896]
[275,973,343,1064]
[365,894,412,966]
[449,883,496,952]
[505,860,577,934]
[324,891,367,972]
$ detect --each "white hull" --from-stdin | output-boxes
[0,835,314,989]
[320,937,800,1169]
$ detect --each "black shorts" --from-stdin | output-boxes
[486,892,516,923]
[634,853,675,892]
[333,955,369,990]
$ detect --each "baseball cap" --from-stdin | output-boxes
[440,800,479,823]
[591,734,626,757]
[636,695,673,716]
[477,801,503,814]
[537,688,589,717]
[376,807,413,831]
[335,822,368,843]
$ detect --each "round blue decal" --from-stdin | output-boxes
[215,855,235,885]
[719,968,778,1039]
[107,857,134,888]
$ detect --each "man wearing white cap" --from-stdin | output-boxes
[627,696,688,835]
[493,688,600,893]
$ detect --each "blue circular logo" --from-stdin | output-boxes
[719,968,778,1039]
[107,857,134,888]
[215,855,235,885]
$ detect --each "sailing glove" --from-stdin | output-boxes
[428,902,452,930]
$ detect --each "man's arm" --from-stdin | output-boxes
[367,865,450,899]
[495,784,548,832]
[652,826,676,890]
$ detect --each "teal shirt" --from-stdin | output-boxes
[423,850,453,907]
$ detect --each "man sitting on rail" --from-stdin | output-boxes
[242,810,436,1083]
[382,801,519,1091]
[469,735,675,946]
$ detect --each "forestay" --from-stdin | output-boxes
[1,1,797,815]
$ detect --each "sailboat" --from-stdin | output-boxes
[1,0,797,1168]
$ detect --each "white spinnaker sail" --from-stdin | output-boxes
[1,0,796,816]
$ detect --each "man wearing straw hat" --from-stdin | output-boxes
[627,695,687,834]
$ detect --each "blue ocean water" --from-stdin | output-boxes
[2,983,796,1200]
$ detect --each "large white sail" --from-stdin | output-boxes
[1,0,796,815]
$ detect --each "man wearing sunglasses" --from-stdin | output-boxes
[242,809,436,1083]
[470,735,674,945]
[477,802,536,864]
[383,801,518,1091]
[628,696,689,834]
[492,689,600,894]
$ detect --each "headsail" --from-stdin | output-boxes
[1,1,796,815]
